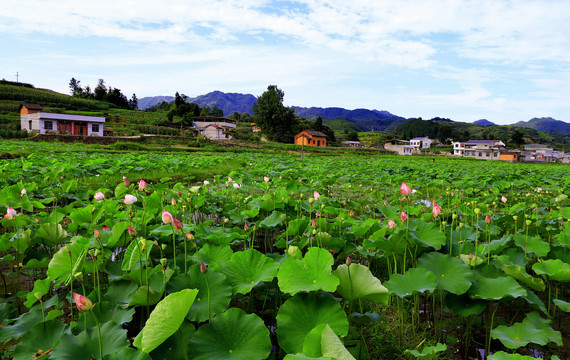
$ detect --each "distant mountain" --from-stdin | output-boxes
[293,106,406,132]
[511,117,570,132]
[138,96,174,110]
[473,119,496,127]
[140,91,406,131]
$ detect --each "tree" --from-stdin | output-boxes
[511,129,525,145]
[210,105,223,117]
[69,78,82,96]
[314,116,324,131]
[345,131,359,141]
[129,94,138,110]
[252,85,296,143]
[437,124,452,144]
[94,79,107,100]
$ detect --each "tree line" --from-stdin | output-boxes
[69,78,138,110]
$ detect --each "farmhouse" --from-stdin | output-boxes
[410,137,435,150]
[294,130,327,147]
[384,139,414,155]
[191,116,236,140]
[453,140,505,160]
[20,102,105,136]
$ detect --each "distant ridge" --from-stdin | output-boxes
[473,119,496,127]
[511,117,570,132]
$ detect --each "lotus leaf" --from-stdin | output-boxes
[220,248,279,295]
[187,308,271,360]
[384,267,437,298]
[333,263,389,303]
[488,351,539,360]
[513,234,550,258]
[133,288,198,353]
[553,299,570,312]
[278,247,339,295]
[532,259,570,282]
[469,276,526,300]
[404,342,447,359]
[276,292,349,354]
[409,220,447,250]
[417,252,473,295]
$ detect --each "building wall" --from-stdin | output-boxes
[294,132,326,147]
[21,112,104,136]
[385,144,412,155]
[499,154,517,162]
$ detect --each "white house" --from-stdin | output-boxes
[192,116,236,140]
[384,140,414,155]
[20,103,105,136]
[410,137,435,150]
[454,140,505,160]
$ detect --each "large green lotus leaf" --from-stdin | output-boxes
[194,243,233,270]
[47,237,89,285]
[404,343,447,359]
[469,276,526,300]
[0,303,63,343]
[532,259,570,282]
[187,308,271,360]
[284,355,333,360]
[178,265,232,322]
[446,294,487,317]
[513,234,550,258]
[417,252,473,295]
[129,286,163,306]
[13,320,67,360]
[24,277,51,308]
[333,264,389,304]
[76,302,135,331]
[491,322,539,349]
[133,289,198,353]
[495,255,545,292]
[105,280,138,306]
[409,220,447,250]
[149,321,195,360]
[321,324,356,360]
[459,253,484,267]
[106,347,152,360]
[51,321,128,360]
[364,228,406,256]
[488,352,538,360]
[276,292,349,354]
[278,247,340,295]
[0,303,17,326]
[36,222,68,246]
[259,210,284,228]
[553,299,570,312]
[220,248,279,295]
[302,324,327,357]
[384,267,437,298]
[521,312,562,346]
[521,287,547,314]
[122,238,154,271]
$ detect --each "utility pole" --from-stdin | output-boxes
[15,72,19,83]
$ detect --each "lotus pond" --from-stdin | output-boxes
[0,140,569,360]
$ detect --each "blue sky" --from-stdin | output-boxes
[1,0,570,124]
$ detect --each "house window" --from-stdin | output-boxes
[478,152,482,157]
[317,140,321,146]
[28,120,32,130]
[44,121,53,130]
[92,124,100,132]
[486,152,489,157]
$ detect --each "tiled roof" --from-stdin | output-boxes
[303,130,327,137]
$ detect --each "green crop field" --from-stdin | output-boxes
[0,140,568,360]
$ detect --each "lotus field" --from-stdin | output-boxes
[0,141,569,359]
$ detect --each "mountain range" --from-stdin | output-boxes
[138,91,570,133]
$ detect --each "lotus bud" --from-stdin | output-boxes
[173,218,183,231]
[474,208,480,215]
[280,213,287,220]
[244,223,250,231]
[312,218,317,228]
[264,176,270,183]
[73,293,94,312]
[346,256,351,265]
[94,228,101,239]
[20,188,27,197]
[526,220,532,226]
[124,194,137,205]
[160,258,167,267]
[452,214,458,220]
[171,197,177,206]
[200,261,208,274]
[485,214,491,224]
[185,232,195,241]
[400,182,411,196]
[138,179,147,191]
[400,211,408,222]
[162,210,173,224]
[313,191,320,201]
[102,225,110,231]
[161,244,167,251]
[128,225,136,237]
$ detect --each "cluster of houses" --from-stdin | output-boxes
[18,103,570,163]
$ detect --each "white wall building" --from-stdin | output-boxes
[20,103,105,136]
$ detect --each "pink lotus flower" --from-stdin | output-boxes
[185,232,195,241]
[102,225,111,231]
[20,188,27,196]
[312,218,317,228]
[233,183,241,189]
[244,223,250,231]
[432,200,441,218]
[228,176,233,183]
[388,219,397,229]
[138,179,147,191]
[400,211,408,222]
[400,182,411,196]
[128,225,136,236]
[4,206,17,220]
[73,292,94,312]
[350,209,354,217]
[124,194,137,205]
[203,180,210,185]
[501,196,507,203]
[94,192,104,202]
[485,214,492,224]
[313,191,320,200]
[264,176,270,183]
[123,176,130,187]
[162,210,173,224]
[346,256,351,265]
[173,218,183,231]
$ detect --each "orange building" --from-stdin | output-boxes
[294,130,327,147]
[499,151,518,162]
